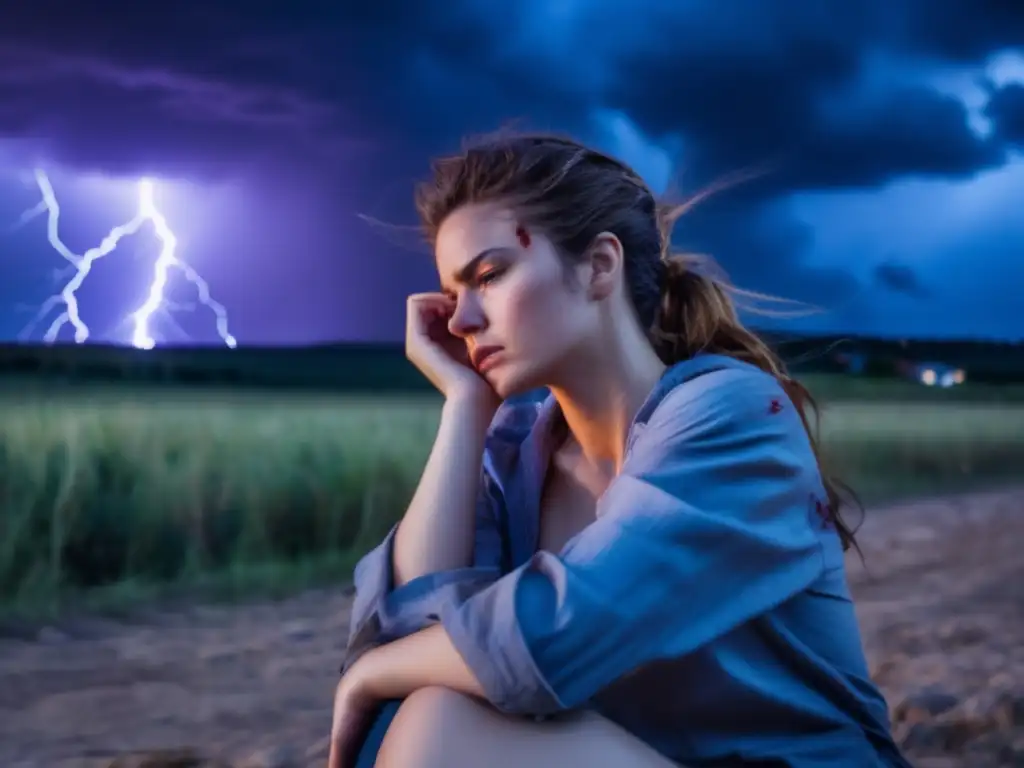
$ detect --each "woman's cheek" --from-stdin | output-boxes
[502,275,552,338]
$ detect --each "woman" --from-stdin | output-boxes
[328,134,910,767]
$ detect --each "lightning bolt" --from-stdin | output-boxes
[21,169,237,349]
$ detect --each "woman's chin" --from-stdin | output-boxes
[488,377,516,400]
[488,365,542,401]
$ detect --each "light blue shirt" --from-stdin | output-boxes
[345,355,910,767]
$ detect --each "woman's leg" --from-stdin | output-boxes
[354,699,403,768]
[374,687,679,768]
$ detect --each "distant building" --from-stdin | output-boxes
[902,361,967,387]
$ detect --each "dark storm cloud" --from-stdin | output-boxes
[683,204,859,308]
[0,0,1019,187]
[0,46,344,178]
[873,259,931,299]
[987,83,1024,146]
[0,1,589,180]
[896,0,1024,62]
[0,0,1022,345]
[608,2,1011,195]
[0,46,334,178]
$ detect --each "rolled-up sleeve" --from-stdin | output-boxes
[342,465,505,672]
[440,368,831,715]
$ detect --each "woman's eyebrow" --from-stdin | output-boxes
[451,246,515,284]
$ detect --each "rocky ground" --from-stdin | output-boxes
[0,488,1021,768]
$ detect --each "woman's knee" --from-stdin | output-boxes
[376,686,479,767]
[395,685,476,724]
[374,689,678,768]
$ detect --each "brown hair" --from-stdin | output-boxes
[415,132,861,553]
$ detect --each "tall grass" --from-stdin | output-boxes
[0,390,439,612]
[0,382,1021,614]
[820,402,1024,500]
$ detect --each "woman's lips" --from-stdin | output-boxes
[472,345,504,373]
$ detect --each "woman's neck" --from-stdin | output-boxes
[548,332,666,475]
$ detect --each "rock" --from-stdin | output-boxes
[36,626,68,644]
[901,722,946,752]
[960,688,1023,731]
[105,748,229,768]
[282,621,314,642]
[902,714,988,753]
[893,688,960,726]
[303,737,330,760]
[1007,691,1024,727]
[237,745,300,768]
[936,620,988,649]
[870,656,902,685]
[910,758,962,768]
[999,733,1024,766]
[900,689,1021,754]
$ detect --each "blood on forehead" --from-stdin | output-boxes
[515,224,531,249]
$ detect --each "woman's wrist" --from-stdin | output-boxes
[435,393,498,475]
[341,650,382,702]
[442,389,499,430]
[341,625,486,704]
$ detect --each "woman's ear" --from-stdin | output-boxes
[585,231,625,301]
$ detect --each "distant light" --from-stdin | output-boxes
[919,366,966,387]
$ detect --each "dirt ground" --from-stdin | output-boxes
[0,488,1021,768]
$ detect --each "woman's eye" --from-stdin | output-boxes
[478,268,504,286]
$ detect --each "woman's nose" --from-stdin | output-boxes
[448,294,486,338]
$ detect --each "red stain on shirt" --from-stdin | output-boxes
[813,497,835,529]
[768,398,784,414]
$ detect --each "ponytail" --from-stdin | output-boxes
[649,205,863,556]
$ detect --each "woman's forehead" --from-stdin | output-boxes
[435,204,521,270]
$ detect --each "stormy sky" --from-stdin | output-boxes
[0,1,1022,346]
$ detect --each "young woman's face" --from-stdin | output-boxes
[435,203,593,397]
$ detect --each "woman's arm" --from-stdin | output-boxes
[392,396,496,586]
[429,368,834,716]
[346,624,487,702]
[343,395,543,672]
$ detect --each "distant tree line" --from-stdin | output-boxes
[0,342,433,392]
[1,333,1023,390]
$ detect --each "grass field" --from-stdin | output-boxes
[1,375,1022,616]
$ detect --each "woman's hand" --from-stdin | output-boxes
[326,627,489,766]
[327,670,378,768]
[406,292,499,410]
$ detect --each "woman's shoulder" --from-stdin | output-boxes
[629,356,804,460]
[622,358,827,516]
[641,355,785,425]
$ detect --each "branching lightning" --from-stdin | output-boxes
[22,170,237,349]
